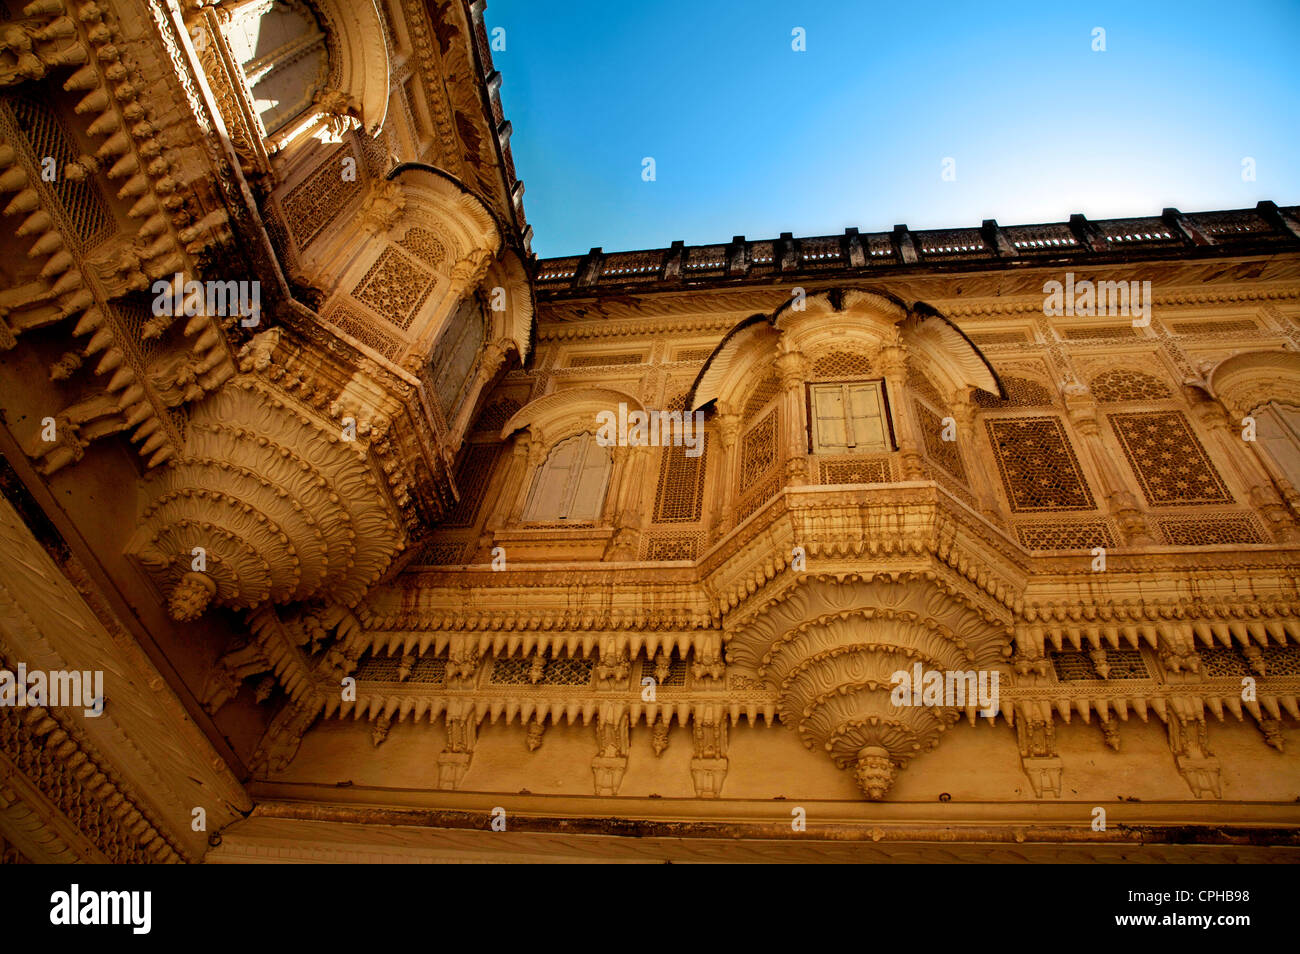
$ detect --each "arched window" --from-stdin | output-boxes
[1254,402,1300,487]
[523,433,611,523]
[225,0,328,136]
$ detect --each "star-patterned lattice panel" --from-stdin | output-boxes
[351,247,436,331]
[1108,411,1233,506]
[985,417,1095,512]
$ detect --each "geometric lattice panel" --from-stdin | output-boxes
[1016,519,1116,551]
[986,417,1095,512]
[1262,646,1300,676]
[351,247,436,331]
[811,352,872,378]
[281,144,360,248]
[325,302,402,360]
[1158,514,1266,545]
[397,227,446,267]
[567,353,643,368]
[1108,412,1232,506]
[642,532,704,561]
[736,475,780,523]
[6,94,113,251]
[739,410,777,491]
[819,457,891,485]
[473,397,522,434]
[490,656,595,686]
[652,436,708,524]
[421,541,468,564]
[1050,649,1150,681]
[1089,367,1171,403]
[743,375,781,419]
[443,444,499,528]
[916,402,966,482]
[1197,648,1251,677]
[974,375,1056,408]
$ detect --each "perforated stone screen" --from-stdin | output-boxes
[986,417,1095,511]
[1109,412,1232,506]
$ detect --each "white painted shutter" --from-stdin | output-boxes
[812,386,848,452]
[523,436,581,521]
[845,384,887,451]
[566,438,612,521]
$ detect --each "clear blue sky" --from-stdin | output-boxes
[485,0,1300,258]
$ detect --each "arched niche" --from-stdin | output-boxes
[499,387,648,528]
[214,0,390,155]
[501,387,646,449]
[688,289,1002,412]
[1207,350,1300,493]
[303,165,528,378]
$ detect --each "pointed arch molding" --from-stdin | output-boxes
[687,289,1002,411]
[501,388,646,445]
[316,0,390,134]
[1207,350,1300,419]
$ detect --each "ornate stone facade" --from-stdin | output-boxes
[0,0,1297,863]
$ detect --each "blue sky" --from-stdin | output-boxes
[485,0,1300,258]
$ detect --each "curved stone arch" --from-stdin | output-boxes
[500,387,646,449]
[221,0,390,161]
[688,289,1002,412]
[316,0,391,135]
[687,314,777,412]
[482,251,535,362]
[1207,350,1300,419]
[301,164,510,373]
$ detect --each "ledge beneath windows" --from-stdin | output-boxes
[491,525,616,562]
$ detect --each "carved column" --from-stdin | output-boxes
[1015,700,1062,798]
[505,432,549,526]
[603,443,650,559]
[709,403,741,542]
[1064,392,1155,545]
[774,350,810,486]
[483,431,533,532]
[877,342,924,479]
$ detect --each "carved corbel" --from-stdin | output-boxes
[691,633,725,682]
[595,640,630,687]
[21,394,127,475]
[358,179,406,236]
[1099,717,1120,751]
[249,698,321,775]
[690,707,728,798]
[371,715,391,748]
[525,721,545,752]
[446,644,482,684]
[313,87,362,141]
[438,701,478,790]
[1168,714,1221,798]
[200,639,270,714]
[651,719,670,757]
[1016,702,1062,798]
[592,705,629,796]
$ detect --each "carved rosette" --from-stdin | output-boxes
[127,377,404,620]
[728,577,1009,799]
